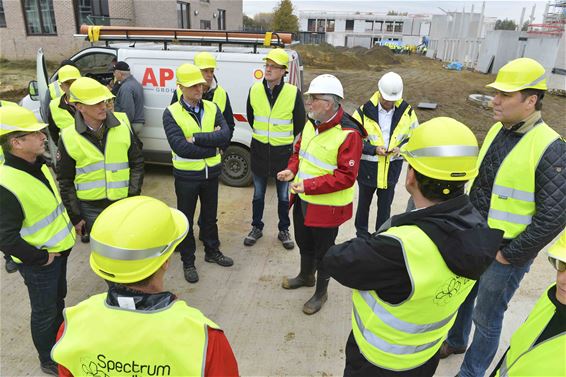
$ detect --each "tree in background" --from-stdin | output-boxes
[271,0,299,33]
[243,13,273,32]
[495,19,518,30]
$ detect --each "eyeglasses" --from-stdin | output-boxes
[548,256,566,272]
[304,94,330,103]
[265,63,285,70]
[13,130,45,139]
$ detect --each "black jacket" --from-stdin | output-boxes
[470,111,566,266]
[163,98,231,181]
[356,100,413,188]
[0,153,71,265]
[57,111,145,225]
[246,79,306,177]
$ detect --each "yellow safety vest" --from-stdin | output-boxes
[495,284,565,377]
[352,225,476,371]
[60,119,131,201]
[113,111,133,132]
[176,85,228,113]
[353,92,418,189]
[293,120,354,206]
[469,122,560,239]
[168,100,221,172]
[249,82,296,146]
[52,293,220,376]
[48,81,62,100]
[0,164,76,259]
[49,97,75,130]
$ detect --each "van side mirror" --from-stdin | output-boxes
[28,81,40,101]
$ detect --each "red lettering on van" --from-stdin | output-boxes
[160,68,174,87]
[142,68,158,87]
[142,68,175,87]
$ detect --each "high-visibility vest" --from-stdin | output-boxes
[352,225,476,371]
[60,119,131,201]
[49,97,75,130]
[469,122,560,239]
[167,100,221,172]
[293,120,354,206]
[495,284,565,377]
[249,82,296,146]
[176,85,227,113]
[353,91,418,189]
[0,164,76,260]
[113,111,133,132]
[52,293,220,376]
[48,81,62,100]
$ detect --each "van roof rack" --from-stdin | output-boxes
[75,25,292,52]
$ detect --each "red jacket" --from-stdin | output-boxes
[287,107,365,228]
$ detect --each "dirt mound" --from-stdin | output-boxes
[361,46,400,66]
[293,44,399,71]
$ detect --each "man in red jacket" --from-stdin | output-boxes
[277,74,365,315]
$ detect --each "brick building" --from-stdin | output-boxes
[0,0,243,60]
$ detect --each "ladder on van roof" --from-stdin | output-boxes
[75,25,293,52]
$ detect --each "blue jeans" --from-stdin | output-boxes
[79,201,106,233]
[445,259,532,377]
[251,173,290,232]
[18,255,68,363]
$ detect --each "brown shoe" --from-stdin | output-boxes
[439,341,466,359]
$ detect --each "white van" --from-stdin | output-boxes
[22,27,303,187]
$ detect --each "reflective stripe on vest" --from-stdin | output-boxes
[293,120,354,206]
[0,164,75,255]
[167,100,222,172]
[250,81,296,146]
[470,122,560,239]
[49,97,75,130]
[355,92,418,189]
[352,226,475,371]
[495,284,565,377]
[49,81,62,99]
[61,118,131,201]
[52,293,220,377]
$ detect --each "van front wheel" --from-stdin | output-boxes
[221,145,252,187]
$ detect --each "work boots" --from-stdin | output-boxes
[303,271,330,315]
[282,256,316,289]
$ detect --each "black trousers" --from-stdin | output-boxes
[174,177,220,267]
[344,332,440,377]
[354,183,397,238]
[292,198,338,274]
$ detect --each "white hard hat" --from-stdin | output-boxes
[378,72,403,101]
[305,74,344,99]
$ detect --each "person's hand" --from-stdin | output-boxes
[43,253,60,266]
[388,147,400,157]
[277,169,295,181]
[214,126,221,131]
[290,182,305,193]
[495,250,510,265]
[186,137,194,143]
[74,220,86,236]
[376,146,387,156]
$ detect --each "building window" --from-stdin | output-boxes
[385,21,394,32]
[74,0,110,31]
[217,8,226,30]
[374,21,383,31]
[23,0,57,35]
[200,0,210,3]
[177,1,190,28]
[307,19,316,32]
[394,22,403,33]
[326,19,335,32]
[316,19,325,32]
[0,1,6,28]
[345,19,354,31]
[200,19,211,30]
[365,20,373,31]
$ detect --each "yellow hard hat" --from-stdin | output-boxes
[176,63,206,88]
[90,196,188,284]
[58,65,81,84]
[194,52,217,70]
[486,58,547,92]
[263,48,289,68]
[548,231,566,266]
[68,77,114,105]
[400,117,479,181]
[0,105,47,137]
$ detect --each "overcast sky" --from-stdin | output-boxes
[243,1,553,24]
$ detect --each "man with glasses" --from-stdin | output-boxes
[491,231,566,376]
[56,77,144,244]
[0,105,76,375]
[277,74,364,315]
[439,58,566,377]
[244,48,305,250]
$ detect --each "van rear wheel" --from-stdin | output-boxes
[221,145,252,187]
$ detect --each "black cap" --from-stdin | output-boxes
[59,59,77,69]
[114,61,130,71]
